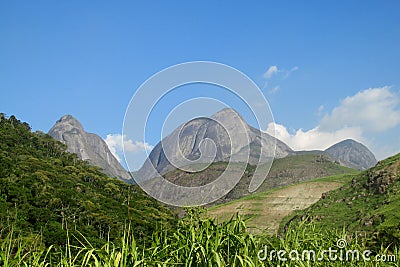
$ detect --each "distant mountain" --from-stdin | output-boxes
[325,139,377,170]
[49,115,131,182]
[136,108,293,180]
[136,108,379,182]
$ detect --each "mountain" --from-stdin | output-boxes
[49,115,131,182]
[135,108,377,181]
[135,108,293,181]
[325,139,377,170]
[0,114,175,246]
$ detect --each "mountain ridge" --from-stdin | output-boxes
[135,108,376,181]
[48,110,376,185]
[136,108,293,181]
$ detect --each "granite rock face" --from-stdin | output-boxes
[49,115,132,182]
[325,139,377,170]
[136,108,293,180]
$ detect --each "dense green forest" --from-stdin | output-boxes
[0,114,175,247]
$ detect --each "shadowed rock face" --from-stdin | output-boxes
[325,139,377,170]
[49,115,132,182]
[136,108,294,180]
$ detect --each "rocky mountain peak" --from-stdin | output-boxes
[325,139,377,170]
[53,114,84,134]
[136,108,293,180]
[57,114,82,125]
[49,115,132,182]
[211,108,243,120]
[210,108,249,132]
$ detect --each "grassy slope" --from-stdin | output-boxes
[207,173,356,235]
[282,153,400,246]
[254,153,355,192]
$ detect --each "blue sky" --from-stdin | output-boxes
[1,1,400,169]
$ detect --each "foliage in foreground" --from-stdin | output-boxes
[1,211,398,266]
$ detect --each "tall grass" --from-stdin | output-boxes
[1,211,398,266]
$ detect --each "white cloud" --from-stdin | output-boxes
[263,65,299,92]
[266,86,400,157]
[104,134,154,162]
[320,86,400,132]
[268,85,280,94]
[263,65,278,79]
[266,123,364,151]
[283,66,299,79]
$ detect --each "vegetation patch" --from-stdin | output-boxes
[0,114,175,248]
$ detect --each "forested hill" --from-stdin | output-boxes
[283,151,400,247]
[0,114,175,246]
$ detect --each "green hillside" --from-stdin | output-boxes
[0,114,175,247]
[282,152,400,248]
[254,153,356,192]
[207,173,354,234]
[163,153,356,206]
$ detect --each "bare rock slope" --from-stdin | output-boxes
[136,108,293,180]
[49,115,131,182]
[325,139,377,170]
